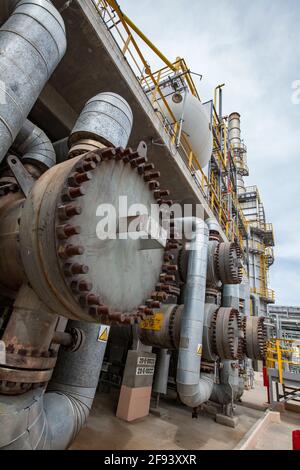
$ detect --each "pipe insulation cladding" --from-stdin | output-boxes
[0,0,67,163]
[0,321,107,450]
[12,119,56,170]
[69,92,134,153]
[175,218,214,408]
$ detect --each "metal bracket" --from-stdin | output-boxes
[137,141,148,160]
[7,155,35,197]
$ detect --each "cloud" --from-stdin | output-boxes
[121,0,300,306]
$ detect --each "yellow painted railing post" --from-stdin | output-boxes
[172,122,179,145]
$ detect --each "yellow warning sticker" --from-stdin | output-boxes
[140,313,163,331]
[98,325,110,343]
[197,344,203,356]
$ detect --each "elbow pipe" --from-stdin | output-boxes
[210,360,244,405]
[68,92,133,156]
[175,217,214,407]
[12,120,56,170]
[0,321,107,450]
[0,0,67,164]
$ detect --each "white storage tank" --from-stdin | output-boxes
[161,91,213,168]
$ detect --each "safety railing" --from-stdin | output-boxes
[266,338,300,383]
[265,246,275,266]
[92,0,250,250]
[248,239,265,253]
[251,287,275,303]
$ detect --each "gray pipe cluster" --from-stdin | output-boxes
[210,284,243,406]
[0,321,107,450]
[0,0,67,163]
[0,0,115,451]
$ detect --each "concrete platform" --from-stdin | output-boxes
[71,371,299,450]
[70,390,263,450]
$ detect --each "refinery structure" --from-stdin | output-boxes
[0,0,298,452]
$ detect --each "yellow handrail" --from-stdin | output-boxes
[92,0,251,252]
[266,339,300,384]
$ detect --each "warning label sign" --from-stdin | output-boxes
[197,344,203,356]
[136,366,155,376]
[97,325,110,343]
[140,312,163,331]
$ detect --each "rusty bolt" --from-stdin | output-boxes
[101,148,117,160]
[58,204,82,220]
[144,163,155,172]
[68,171,92,186]
[64,263,89,277]
[144,171,161,182]
[149,181,160,191]
[58,244,85,259]
[57,224,82,240]
[144,308,153,316]
[160,273,176,282]
[71,280,93,293]
[122,148,133,157]
[79,293,102,307]
[131,156,146,168]
[109,311,125,322]
[85,153,102,164]
[76,160,97,173]
[151,291,167,302]
[62,186,86,202]
[162,264,178,273]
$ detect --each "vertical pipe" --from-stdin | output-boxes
[175,218,214,408]
[0,0,67,163]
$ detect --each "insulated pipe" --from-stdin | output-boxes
[12,120,56,170]
[0,321,107,449]
[0,0,67,163]
[223,284,240,310]
[69,92,133,154]
[175,218,214,408]
[228,112,241,151]
[45,321,107,450]
[153,349,171,395]
[210,360,244,405]
[205,217,221,236]
[210,284,243,406]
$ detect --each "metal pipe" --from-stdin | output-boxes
[0,321,107,449]
[0,0,67,164]
[12,119,56,170]
[223,284,239,310]
[210,284,244,406]
[210,360,244,405]
[153,349,171,396]
[69,92,133,154]
[175,217,214,408]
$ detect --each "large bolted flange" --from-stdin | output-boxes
[19,146,178,324]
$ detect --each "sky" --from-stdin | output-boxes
[118,0,300,306]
